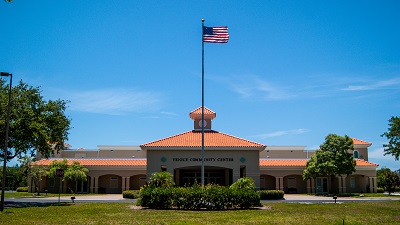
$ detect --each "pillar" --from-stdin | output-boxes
[122,177,126,192]
[126,177,130,191]
[310,178,315,193]
[369,177,377,193]
[275,177,283,191]
[93,176,99,194]
[341,176,347,193]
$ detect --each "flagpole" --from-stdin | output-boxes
[201,18,205,187]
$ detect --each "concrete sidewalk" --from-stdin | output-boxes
[6,193,399,204]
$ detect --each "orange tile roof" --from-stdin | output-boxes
[259,159,378,167]
[34,158,378,168]
[34,159,147,167]
[140,130,266,148]
[189,106,216,120]
[352,138,372,145]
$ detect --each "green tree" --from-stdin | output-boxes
[303,134,356,193]
[147,171,175,188]
[379,169,400,195]
[28,164,47,196]
[377,167,392,188]
[64,161,89,193]
[47,159,69,179]
[47,159,89,193]
[381,116,400,160]
[0,79,71,162]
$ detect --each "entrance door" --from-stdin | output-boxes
[316,177,328,193]
[76,180,89,193]
[181,171,225,186]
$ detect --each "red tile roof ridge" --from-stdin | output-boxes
[355,158,379,167]
[351,138,372,145]
[140,130,193,146]
[212,130,266,147]
[140,130,266,148]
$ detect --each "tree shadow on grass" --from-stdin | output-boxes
[4,201,72,209]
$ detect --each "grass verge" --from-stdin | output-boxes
[1,201,400,224]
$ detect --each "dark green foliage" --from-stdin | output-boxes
[147,171,175,188]
[229,177,255,190]
[303,134,355,193]
[379,169,400,195]
[122,190,140,199]
[381,116,400,160]
[258,190,285,200]
[138,183,260,210]
[0,80,71,161]
[138,186,174,209]
[377,188,384,193]
[16,186,28,192]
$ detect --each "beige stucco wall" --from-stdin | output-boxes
[146,149,261,188]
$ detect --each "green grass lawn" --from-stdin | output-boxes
[3,191,110,198]
[1,201,400,225]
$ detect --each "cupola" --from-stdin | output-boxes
[189,106,216,131]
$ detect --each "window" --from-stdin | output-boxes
[350,177,356,189]
[161,165,167,172]
[354,150,359,159]
[316,177,328,193]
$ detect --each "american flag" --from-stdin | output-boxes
[203,26,229,43]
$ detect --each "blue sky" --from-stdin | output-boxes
[1,1,399,170]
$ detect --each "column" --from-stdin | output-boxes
[94,176,99,194]
[90,176,95,193]
[307,179,312,193]
[338,176,342,193]
[125,177,130,190]
[122,177,126,192]
[342,176,347,193]
[369,177,377,193]
[233,167,240,184]
[310,178,315,193]
[275,177,283,191]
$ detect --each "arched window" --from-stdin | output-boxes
[354,150,359,159]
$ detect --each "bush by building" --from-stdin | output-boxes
[16,186,29,192]
[257,190,284,200]
[138,173,261,210]
[122,190,140,199]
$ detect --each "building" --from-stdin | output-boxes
[32,106,378,194]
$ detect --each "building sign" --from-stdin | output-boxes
[172,157,234,162]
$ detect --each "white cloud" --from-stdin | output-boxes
[251,128,310,139]
[66,88,163,115]
[224,75,294,100]
[342,78,400,91]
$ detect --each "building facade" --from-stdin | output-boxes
[33,107,378,194]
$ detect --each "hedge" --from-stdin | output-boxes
[16,187,29,192]
[257,190,284,200]
[122,190,140,199]
[138,184,261,210]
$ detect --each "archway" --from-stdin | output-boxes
[130,174,146,190]
[98,174,122,193]
[174,166,232,186]
[260,175,275,190]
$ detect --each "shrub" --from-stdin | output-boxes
[16,186,28,192]
[122,190,140,199]
[258,190,284,200]
[139,186,175,209]
[138,183,261,210]
[377,187,384,193]
[230,177,255,190]
[147,171,175,188]
[231,188,261,208]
